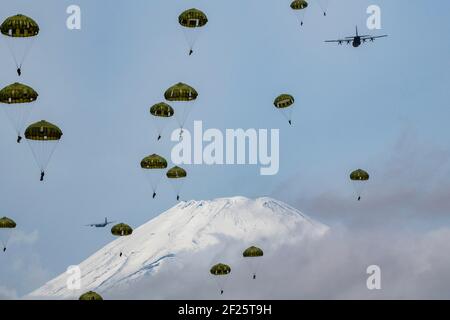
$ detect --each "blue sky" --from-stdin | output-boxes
[0,0,449,297]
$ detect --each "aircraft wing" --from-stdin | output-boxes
[361,35,388,40]
[325,39,352,45]
[85,224,95,227]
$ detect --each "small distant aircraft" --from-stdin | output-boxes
[85,218,115,228]
[325,26,388,47]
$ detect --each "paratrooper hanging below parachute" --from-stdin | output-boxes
[166,166,187,201]
[150,102,174,141]
[210,263,231,295]
[0,14,39,76]
[290,0,308,26]
[0,217,16,252]
[274,94,295,125]
[179,8,208,56]
[243,246,264,280]
[164,82,198,140]
[141,154,168,199]
[24,120,63,181]
[0,82,38,143]
[111,223,133,257]
[350,169,370,201]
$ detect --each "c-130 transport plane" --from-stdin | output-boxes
[85,218,115,228]
[325,26,388,47]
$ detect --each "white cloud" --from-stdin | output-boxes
[9,230,39,247]
[0,286,18,300]
[104,226,450,299]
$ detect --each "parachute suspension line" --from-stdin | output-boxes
[0,229,13,252]
[297,9,308,27]
[182,27,203,56]
[244,254,263,280]
[279,107,294,125]
[145,170,164,199]
[3,37,36,75]
[175,101,196,141]
[213,276,225,295]
[27,140,59,180]
[4,38,19,70]
[3,103,34,142]
[18,37,36,69]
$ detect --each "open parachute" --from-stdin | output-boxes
[166,166,187,201]
[1,14,39,76]
[150,102,174,141]
[141,154,168,199]
[350,169,370,201]
[111,223,133,237]
[79,291,103,301]
[0,82,38,143]
[179,8,208,56]
[290,0,330,27]
[243,246,264,280]
[25,120,63,182]
[111,223,133,258]
[164,82,198,138]
[210,263,231,295]
[274,94,295,125]
[0,217,16,252]
[290,0,308,26]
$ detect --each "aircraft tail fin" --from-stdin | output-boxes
[356,25,358,36]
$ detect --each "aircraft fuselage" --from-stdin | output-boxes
[353,36,361,47]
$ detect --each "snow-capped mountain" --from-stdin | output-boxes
[27,197,328,299]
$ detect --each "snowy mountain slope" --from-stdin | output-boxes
[27,196,328,299]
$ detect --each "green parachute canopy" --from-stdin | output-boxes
[274,94,295,109]
[79,291,103,301]
[25,120,63,141]
[179,9,208,28]
[111,223,133,237]
[150,102,174,118]
[166,166,187,179]
[243,246,264,258]
[0,83,38,104]
[0,217,16,229]
[141,154,168,169]
[291,0,308,10]
[164,82,198,102]
[1,14,39,37]
[210,263,231,276]
[350,169,370,181]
